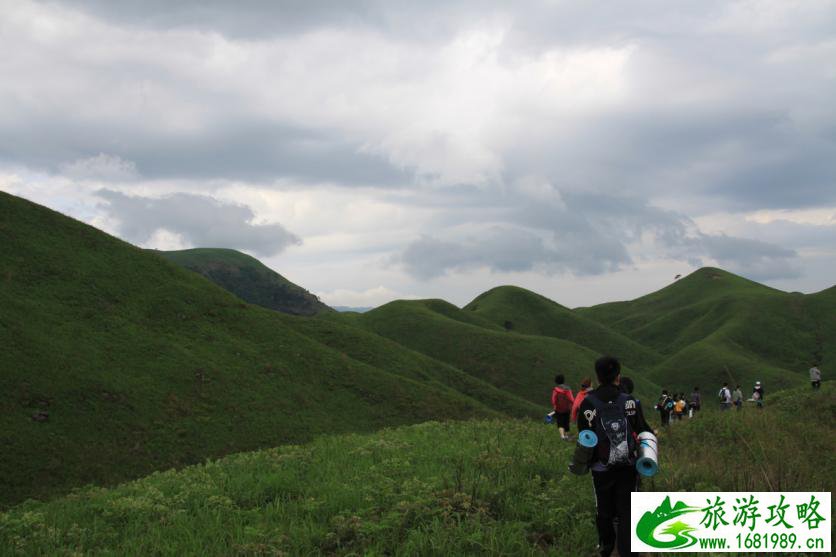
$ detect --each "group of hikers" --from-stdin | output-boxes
[549,373,650,441]
[549,357,826,557]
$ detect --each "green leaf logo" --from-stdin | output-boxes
[636,496,701,549]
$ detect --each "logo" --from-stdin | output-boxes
[636,496,701,550]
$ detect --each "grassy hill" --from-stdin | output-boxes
[464,285,663,370]
[0,192,530,508]
[338,299,661,405]
[2,383,830,556]
[157,248,332,316]
[577,268,834,392]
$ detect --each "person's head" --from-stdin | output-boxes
[736,384,741,389]
[555,374,565,385]
[694,386,699,392]
[723,382,728,387]
[620,376,635,394]
[662,389,668,395]
[581,377,591,389]
[594,356,621,385]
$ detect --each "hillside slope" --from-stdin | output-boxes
[578,268,834,392]
[338,299,660,404]
[157,248,332,316]
[0,192,515,507]
[465,285,662,370]
[2,383,830,556]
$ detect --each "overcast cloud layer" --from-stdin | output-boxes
[1,0,834,307]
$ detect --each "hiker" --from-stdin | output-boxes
[551,374,575,440]
[689,386,701,418]
[673,394,686,421]
[619,376,654,434]
[752,381,764,409]
[718,382,732,411]
[655,390,672,426]
[570,356,651,557]
[732,384,743,411]
[572,378,593,424]
[810,364,822,390]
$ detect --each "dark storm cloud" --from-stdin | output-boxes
[96,189,300,255]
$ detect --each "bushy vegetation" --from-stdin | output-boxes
[1,384,831,556]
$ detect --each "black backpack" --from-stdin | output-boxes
[587,392,637,469]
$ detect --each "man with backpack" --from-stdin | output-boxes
[655,390,673,427]
[752,381,764,409]
[551,374,575,440]
[570,356,652,557]
[718,382,732,411]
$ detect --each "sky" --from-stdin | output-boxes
[2,0,835,308]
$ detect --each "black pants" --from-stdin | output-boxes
[592,467,639,557]
[812,380,821,390]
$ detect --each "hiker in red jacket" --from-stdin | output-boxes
[552,374,575,440]
[571,377,592,424]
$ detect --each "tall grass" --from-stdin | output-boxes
[2,383,831,556]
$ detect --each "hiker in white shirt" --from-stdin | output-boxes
[810,365,822,390]
[718,382,732,411]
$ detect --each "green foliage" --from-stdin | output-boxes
[157,248,333,316]
[2,384,832,556]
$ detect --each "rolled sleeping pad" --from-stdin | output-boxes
[578,429,598,448]
[636,431,659,477]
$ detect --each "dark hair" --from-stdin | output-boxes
[555,374,565,385]
[723,382,728,386]
[620,376,635,394]
[595,356,621,384]
[694,386,699,391]
[662,389,668,395]
[736,384,741,388]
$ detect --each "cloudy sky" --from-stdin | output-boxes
[2,0,835,308]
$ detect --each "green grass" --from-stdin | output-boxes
[157,248,333,316]
[0,192,529,508]
[1,383,831,556]
[578,268,834,392]
[464,285,663,369]
[342,299,661,405]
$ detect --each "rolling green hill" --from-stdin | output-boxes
[2,383,831,556]
[339,299,661,405]
[577,268,834,393]
[157,248,332,316]
[0,192,528,508]
[464,285,663,370]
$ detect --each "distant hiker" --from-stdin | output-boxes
[619,376,654,434]
[810,365,822,390]
[570,356,651,557]
[718,383,732,411]
[572,378,593,424]
[752,381,764,409]
[673,394,686,420]
[655,390,673,426]
[552,374,575,440]
[732,385,743,410]
[689,386,701,418]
